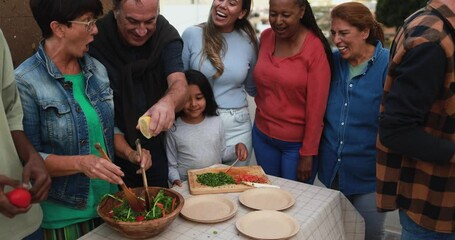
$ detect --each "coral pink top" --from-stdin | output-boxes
[253,28,331,156]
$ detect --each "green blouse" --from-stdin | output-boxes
[41,73,117,229]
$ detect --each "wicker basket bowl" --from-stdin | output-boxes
[97,187,184,239]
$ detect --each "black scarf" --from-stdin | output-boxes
[89,11,182,146]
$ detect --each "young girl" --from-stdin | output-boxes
[166,70,248,187]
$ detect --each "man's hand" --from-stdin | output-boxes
[22,156,50,203]
[11,131,51,203]
[127,148,152,174]
[139,98,176,137]
[0,175,31,218]
[137,72,188,137]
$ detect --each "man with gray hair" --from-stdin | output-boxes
[90,0,188,188]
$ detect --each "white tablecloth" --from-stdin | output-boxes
[79,175,364,240]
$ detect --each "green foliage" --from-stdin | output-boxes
[376,0,428,28]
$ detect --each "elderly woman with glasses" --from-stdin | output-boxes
[14,0,134,239]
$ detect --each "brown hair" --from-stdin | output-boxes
[199,0,259,79]
[331,2,385,45]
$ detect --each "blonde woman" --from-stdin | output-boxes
[182,0,258,166]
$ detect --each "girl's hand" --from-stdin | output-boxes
[235,143,248,161]
[297,156,313,182]
[127,149,152,173]
[172,180,182,187]
[79,155,125,185]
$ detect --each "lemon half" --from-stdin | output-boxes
[138,116,152,139]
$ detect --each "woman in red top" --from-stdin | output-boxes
[253,0,332,183]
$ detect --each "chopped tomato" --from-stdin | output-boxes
[171,197,176,212]
[156,203,165,217]
[234,174,268,184]
[135,216,145,221]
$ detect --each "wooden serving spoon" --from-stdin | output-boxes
[94,143,145,212]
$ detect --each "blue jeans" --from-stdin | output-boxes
[218,107,253,166]
[252,124,316,183]
[347,192,386,240]
[331,176,386,240]
[400,210,455,240]
[23,228,42,240]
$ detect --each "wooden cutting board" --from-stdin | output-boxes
[187,165,270,195]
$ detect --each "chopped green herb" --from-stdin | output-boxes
[196,172,236,187]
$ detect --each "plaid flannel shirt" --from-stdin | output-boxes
[376,0,455,233]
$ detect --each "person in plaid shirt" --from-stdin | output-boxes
[376,0,455,239]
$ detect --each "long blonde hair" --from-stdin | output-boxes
[199,0,259,79]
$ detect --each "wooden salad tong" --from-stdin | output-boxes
[94,143,145,212]
[135,139,151,210]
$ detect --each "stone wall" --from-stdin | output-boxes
[0,0,113,67]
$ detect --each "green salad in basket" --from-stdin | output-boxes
[102,189,177,222]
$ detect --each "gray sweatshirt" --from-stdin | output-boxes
[166,116,236,182]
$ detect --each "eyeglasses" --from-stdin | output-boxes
[68,19,97,32]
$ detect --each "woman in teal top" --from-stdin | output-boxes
[14,0,134,239]
[317,2,389,240]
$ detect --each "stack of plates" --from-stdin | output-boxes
[180,195,237,223]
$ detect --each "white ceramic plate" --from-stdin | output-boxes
[239,188,295,210]
[180,195,238,223]
[236,210,300,240]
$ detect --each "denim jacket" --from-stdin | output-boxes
[14,42,115,209]
[317,41,389,196]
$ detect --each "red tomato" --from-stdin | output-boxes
[6,188,32,208]
[135,216,145,222]
[234,174,268,184]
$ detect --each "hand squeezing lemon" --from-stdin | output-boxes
[138,116,153,139]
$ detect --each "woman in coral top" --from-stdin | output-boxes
[253,0,332,183]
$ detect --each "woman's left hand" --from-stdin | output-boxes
[297,156,313,182]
